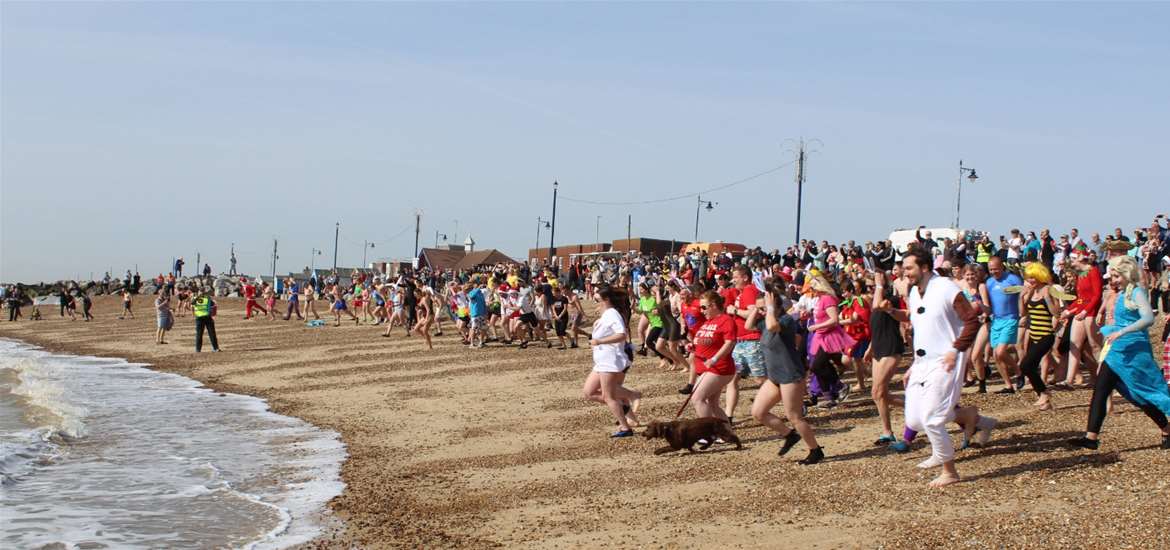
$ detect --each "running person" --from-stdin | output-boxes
[1018,262,1060,411]
[751,280,823,465]
[886,248,994,488]
[986,257,1024,392]
[1069,256,1170,450]
[870,270,907,447]
[582,286,641,437]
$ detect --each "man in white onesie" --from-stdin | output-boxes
[890,248,994,488]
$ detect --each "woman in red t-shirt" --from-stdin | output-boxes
[691,290,738,420]
[1059,251,1104,387]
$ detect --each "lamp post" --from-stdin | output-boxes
[435,231,448,248]
[954,160,979,228]
[362,241,376,268]
[332,222,340,272]
[693,195,716,242]
[535,217,550,251]
[453,219,460,245]
[548,181,558,264]
[595,215,602,244]
[310,248,322,273]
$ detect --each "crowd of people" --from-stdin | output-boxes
[4,214,1169,487]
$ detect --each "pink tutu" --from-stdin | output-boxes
[811,326,855,355]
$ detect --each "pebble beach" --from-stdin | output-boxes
[3,295,1169,549]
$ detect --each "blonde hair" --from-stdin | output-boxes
[1023,262,1053,285]
[808,274,837,298]
[1108,255,1142,310]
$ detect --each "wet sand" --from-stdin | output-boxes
[3,296,1169,549]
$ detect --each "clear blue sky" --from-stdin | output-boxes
[3,2,1168,282]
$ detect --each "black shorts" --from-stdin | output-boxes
[554,319,568,336]
[869,312,905,360]
[519,312,538,327]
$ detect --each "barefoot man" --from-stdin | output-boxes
[885,248,982,488]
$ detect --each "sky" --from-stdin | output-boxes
[2,2,1168,282]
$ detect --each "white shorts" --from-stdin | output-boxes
[592,362,629,374]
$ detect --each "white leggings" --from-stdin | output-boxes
[903,360,964,463]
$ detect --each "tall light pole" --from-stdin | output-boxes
[535,217,550,251]
[362,241,376,268]
[332,222,340,272]
[595,215,602,244]
[954,160,979,228]
[453,219,460,245]
[548,181,558,264]
[310,248,322,273]
[435,231,448,247]
[694,195,716,242]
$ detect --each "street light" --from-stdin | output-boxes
[435,231,448,247]
[536,217,551,251]
[694,195,716,241]
[310,248,322,273]
[595,215,602,244]
[453,219,460,245]
[362,241,376,268]
[954,160,979,228]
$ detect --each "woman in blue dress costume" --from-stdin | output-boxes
[1069,256,1170,450]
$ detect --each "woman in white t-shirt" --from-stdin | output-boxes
[582,286,641,437]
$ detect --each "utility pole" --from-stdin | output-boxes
[195,252,200,271]
[414,210,422,259]
[332,222,340,272]
[548,181,558,264]
[595,216,601,244]
[627,214,631,242]
[794,141,806,245]
[271,238,279,286]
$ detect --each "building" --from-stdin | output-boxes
[528,237,692,266]
[417,235,520,272]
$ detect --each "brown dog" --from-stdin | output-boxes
[642,417,742,455]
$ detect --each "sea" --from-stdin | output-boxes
[0,338,346,549]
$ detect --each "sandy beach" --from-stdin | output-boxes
[3,295,1169,549]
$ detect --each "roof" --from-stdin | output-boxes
[419,248,467,271]
[454,249,519,271]
[419,248,519,271]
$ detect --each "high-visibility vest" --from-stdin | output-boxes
[976,243,993,263]
[193,296,213,318]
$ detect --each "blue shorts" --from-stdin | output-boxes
[850,339,870,360]
[990,318,1019,347]
[732,340,765,378]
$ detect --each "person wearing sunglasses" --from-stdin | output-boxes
[689,291,741,428]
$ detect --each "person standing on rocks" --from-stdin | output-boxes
[192,289,219,352]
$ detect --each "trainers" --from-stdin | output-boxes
[778,430,802,456]
[1162,435,1170,450]
[1067,436,1099,450]
[611,429,634,438]
[994,387,1016,395]
[798,446,825,465]
[873,434,897,446]
[837,383,851,402]
[678,383,694,395]
[889,440,911,453]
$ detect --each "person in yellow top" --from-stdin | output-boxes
[192,289,220,353]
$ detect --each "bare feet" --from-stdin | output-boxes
[928,473,961,488]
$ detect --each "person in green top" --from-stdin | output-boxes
[637,284,668,367]
[192,289,220,352]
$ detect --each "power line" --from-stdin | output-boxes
[559,160,796,206]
